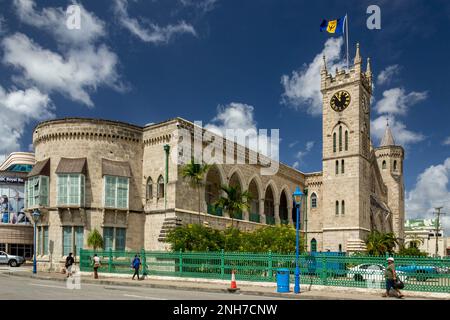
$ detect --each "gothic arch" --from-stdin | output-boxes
[263,180,279,205]
[227,167,245,191]
[246,174,263,199]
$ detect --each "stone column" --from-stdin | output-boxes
[274,204,280,225]
[288,206,294,225]
[259,199,265,224]
[243,209,249,221]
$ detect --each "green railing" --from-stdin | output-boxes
[281,219,289,225]
[249,213,260,223]
[207,205,223,217]
[265,216,275,225]
[233,212,243,220]
[79,250,450,293]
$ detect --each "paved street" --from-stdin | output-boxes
[0,273,286,300]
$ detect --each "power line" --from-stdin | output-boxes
[433,207,447,257]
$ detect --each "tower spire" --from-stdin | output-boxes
[380,118,396,147]
[354,42,362,65]
[321,55,328,74]
[366,57,372,83]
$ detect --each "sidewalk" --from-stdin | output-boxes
[2,269,448,300]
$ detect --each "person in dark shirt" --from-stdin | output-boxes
[131,255,141,280]
[65,253,75,278]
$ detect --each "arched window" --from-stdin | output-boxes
[146,177,153,201]
[335,201,339,215]
[335,160,339,175]
[338,244,342,252]
[345,131,348,151]
[341,200,345,215]
[394,160,398,171]
[382,160,387,170]
[310,238,317,253]
[339,126,342,152]
[157,175,165,198]
[341,160,345,174]
[333,133,336,153]
[311,193,317,208]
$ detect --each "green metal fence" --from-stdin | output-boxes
[79,249,450,293]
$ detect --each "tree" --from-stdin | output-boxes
[87,229,104,251]
[365,231,398,256]
[181,158,210,223]
[398,246,427,257]
[214,185,252,227]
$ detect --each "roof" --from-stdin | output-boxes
[28,159,50,177]
[101,159,131,177]
[380,124,396,147]
[405,219,440,230]
[56,158,87,174]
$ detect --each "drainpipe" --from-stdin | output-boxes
[164,144,170,211]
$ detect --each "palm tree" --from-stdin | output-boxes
[365,231,398,256]
[87,229,104,252]
[214,185,252,228]
[181,158,210,224]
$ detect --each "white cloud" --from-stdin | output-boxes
[371,115,425,146]
[205,102,279,159]
[375,87,427,115]
[288,141,299,148]
[13,0,105,46]
[377,65,400,86]
[406,158,450,234]
[2,33,121,107]
[292,141,315,169]
[114,0,196,44]
[179,0,219,13]
[0,85,54,154]
[443,136,450,146]
[281,37,345,116]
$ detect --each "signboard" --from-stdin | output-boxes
[0,177,25,184]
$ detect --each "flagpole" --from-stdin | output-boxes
[345,14,349,70]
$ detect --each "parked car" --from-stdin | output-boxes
[347,263,407,283]
[0,251,25,267]
[396,264,438,281]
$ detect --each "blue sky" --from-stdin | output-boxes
[0,0,449,229]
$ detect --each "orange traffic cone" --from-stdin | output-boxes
[228,270,239,292]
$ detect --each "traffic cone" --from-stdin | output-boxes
[230,270,237,289]
[227,270,239,292]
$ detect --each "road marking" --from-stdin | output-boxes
[31,283,67,289]
[123,294,167,300]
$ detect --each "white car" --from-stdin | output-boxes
[0,251,25,267]
[347,263,407,284]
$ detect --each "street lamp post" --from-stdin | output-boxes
[293,187,303,294]
[32,209,41,274]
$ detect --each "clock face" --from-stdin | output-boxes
[330,90,351,112]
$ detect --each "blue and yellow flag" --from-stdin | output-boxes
[320,17,346,34]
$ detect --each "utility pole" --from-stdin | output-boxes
[433,207,447,257]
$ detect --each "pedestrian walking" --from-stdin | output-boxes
[93,254,101,279]
[65,253,75,278]
[131,254,141,280]
[382,257,404,298]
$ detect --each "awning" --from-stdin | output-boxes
[28,159,50,177]
[102,159,131,178]
[55,158,87,174]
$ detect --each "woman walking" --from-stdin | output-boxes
[93,254,101,279]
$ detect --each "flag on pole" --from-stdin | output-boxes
[320,17,346,34]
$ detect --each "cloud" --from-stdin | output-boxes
[288,141,299,148]
[205,102,279,159]
[281,37,345,116]
[292,141,315,169]
[114,0,197,44]
[371,115,425,146]
[13,0,105,46]
[406,158,450,234]
[377,65,401,86]
[374,87,427,115]
[0,85,54,154]
[443,136,450,146]
[179,0,219,13]
[2,33,121,107]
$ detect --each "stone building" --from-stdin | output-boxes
[404,219,447,257]
[25,44,405,270]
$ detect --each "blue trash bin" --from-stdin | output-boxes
[276,268,290,293]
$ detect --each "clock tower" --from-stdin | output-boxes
[320,43,373,252]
